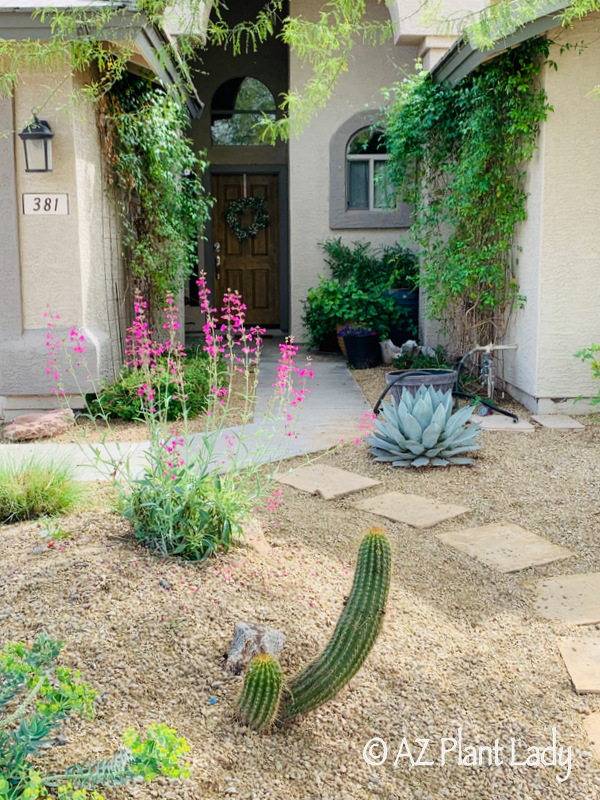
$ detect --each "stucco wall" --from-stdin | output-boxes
[531,17,600,412]
[0,58,125,416]
[503,96,545,410]
[288,0,418,338]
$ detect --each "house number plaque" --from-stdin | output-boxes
[22,193,69,215]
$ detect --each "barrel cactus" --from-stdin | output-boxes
[280,527,391,721]
[367,384,481,467]
[237,653,283,731]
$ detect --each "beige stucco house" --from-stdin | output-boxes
[1,0,598,417]
[433,2,600,413]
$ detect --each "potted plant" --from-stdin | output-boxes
[337,324,381,369]
[380,244,419,345]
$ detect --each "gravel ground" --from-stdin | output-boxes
[1,373,600,799]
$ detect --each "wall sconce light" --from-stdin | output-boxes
[18,115,54,172]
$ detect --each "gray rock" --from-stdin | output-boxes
[226,621,286,675]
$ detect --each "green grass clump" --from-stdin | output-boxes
[0,458,83,524]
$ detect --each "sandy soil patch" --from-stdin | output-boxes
[2,407,600,798]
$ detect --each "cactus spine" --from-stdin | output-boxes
[236,654,283,731]
[280,528,391,720]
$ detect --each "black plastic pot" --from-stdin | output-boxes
[319,331,341,354]
[343,334,381,369]
[388,288,418,345]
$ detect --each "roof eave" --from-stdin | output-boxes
[432,0,570,85]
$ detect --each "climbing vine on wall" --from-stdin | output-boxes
[98,75,212,304]
[383,37,553,353]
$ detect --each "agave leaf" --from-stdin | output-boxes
[411,397,433,430]
[421,421,442,450]
[431,458,450,466]
[377,419,410,449]
[370,448,402,462]
[440,404,474,439]
[446,456,475,465]
[440,424,481,451]
[442,444,483,456]
[402,412,423,442]
[380,401,400,428]
[431,402,448,430]
[392,460,412,467]
[404,440,426,455]
[411,456,430,468]
[367,435,398,452]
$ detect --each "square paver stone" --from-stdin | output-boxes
[558,637,600,693]
[584,713,600,761]
[470,414,535,432]
[533,574,600,626]
[352,492,469,529]
[531,414,584,431]
[436,522,574,573]
[275,465,379,500]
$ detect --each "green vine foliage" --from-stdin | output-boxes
[383,37,552,352]
[99,75,212,302]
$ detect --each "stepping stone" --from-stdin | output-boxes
[437,521,574,573]
[275,464,379,500]
[533,574,600,626]
[531,414,584,431]
[583,713,600,760]
[471,414,535,432]
[353,492,469,529]
[558,637,600,693]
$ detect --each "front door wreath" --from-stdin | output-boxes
[224,196,270,241]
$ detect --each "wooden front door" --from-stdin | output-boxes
[211,173,280,326]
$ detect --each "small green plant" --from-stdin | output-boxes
[367,385,482,467]
[120,433,251,561]
[237,654,283,732]
[88,350,215,422]
[392,345,450,372]
[0,458,83,524]
[575,344,600,406]
[0,635,190,799]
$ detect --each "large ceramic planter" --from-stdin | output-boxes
[385,368,457,402]
[344,334,381,370]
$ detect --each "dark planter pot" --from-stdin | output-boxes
[344,334,381,370]
[385,369,457,402]
[319,331,341,354]
[388,288,419,345]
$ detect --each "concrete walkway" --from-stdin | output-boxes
[0,343,372,481]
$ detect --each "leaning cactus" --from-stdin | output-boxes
[367,384,481,467]
[237,654,283,731]
[280,528,391,721]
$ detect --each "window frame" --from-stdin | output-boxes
[346,137,392,211]
[329,110,412,230]
[210,77,277,147]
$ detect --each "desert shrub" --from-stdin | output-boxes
[120,432,252,561]
[88,351,214,421]
[0,634,190,800]
[0,458,82,524]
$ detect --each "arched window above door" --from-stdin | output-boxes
[211,77,276,146]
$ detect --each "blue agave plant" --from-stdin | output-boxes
[368,385,482,467]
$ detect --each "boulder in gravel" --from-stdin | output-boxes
[226,622,286,675]
[2,408,75,441]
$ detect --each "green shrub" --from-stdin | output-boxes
[393,345,450,372]
[0,458,82,524]
[302,239,418,347]
[0,635,190,800]
[575,344,600,406]
[88,351,214,422]
[120,434,252,561]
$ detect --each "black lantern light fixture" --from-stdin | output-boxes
[18,115,54,172]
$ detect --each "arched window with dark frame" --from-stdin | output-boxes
[211,77,277,146]
[346,128,394,211]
